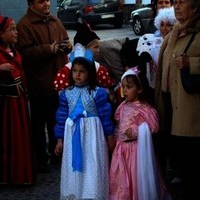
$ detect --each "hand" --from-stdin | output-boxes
[175,54,189,69]
[58,39,72,53]
[55,139,63,155]
[125,128,137,141]
[0,63,15,72]
[65,39,72,50]
[109,88,117,103]
[50,41,59,54]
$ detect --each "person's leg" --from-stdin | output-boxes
[30,97,50,173]
[171,136,200,200]
[45,94,60,164]
[153,92,172,182]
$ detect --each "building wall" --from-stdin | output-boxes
[0,0,57,23]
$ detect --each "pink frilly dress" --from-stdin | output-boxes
[109,101,172,200]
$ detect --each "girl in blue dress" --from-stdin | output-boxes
[54,43,115,200]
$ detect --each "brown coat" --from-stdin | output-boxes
[155,19,200,137]
[17,8,70,97]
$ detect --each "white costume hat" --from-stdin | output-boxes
[121,67,140,82]
[154,7,177,30]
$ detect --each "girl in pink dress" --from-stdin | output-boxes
[109,67,172,200]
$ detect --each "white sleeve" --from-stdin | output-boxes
[137,122,159,200]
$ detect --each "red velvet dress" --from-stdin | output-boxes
[0,47,35,185]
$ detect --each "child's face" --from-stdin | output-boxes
[72,63,89,84]
[0,21,18,45]
[160,21,174,38]
[87,39,100,60]
[122,76,142,102]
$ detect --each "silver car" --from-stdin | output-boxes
[130,6,154,35]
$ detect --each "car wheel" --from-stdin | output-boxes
[132,16,144,35]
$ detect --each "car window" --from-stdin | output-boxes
[104,0,117,2]
[71,0,81,6]
[89,0,101,4]
[61,0,71,6]
[88,0,117,5]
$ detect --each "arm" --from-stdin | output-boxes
[54,90,69,155]
[0,63,15,83]
[133,104,159,134]
[54,63,71,91]
[96,64,115,88]
[17,18,71,60]
[95,87,114,136]
[137,122,159,200]
[17,23,57,59]
[95,87,115,153]
[176,54,200,94]
[54,90,69,139]
[0,63,15,72]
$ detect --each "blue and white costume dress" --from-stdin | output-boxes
[55,84,114,200]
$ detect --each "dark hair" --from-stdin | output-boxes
[69,57,97,92]
[151,0,174,17]
[188,0,200,9]
[27,0,35,6]
[184,1,200,28]
[120,37,139,70]
[124,72,153,106]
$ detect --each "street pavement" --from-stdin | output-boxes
[0,162,184,200]
[0,163,60,200]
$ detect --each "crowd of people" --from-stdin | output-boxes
[0,0,200,200]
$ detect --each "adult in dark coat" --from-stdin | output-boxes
[16,0,72,173]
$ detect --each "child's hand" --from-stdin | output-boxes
[109,88,117,103]
[0,63,15,71]
[125,128,137,141]
[55,139,63,156]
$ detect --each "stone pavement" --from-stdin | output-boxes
[0,163,60,200]
[0,162,183,200]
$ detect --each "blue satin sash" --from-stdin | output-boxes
[72,113,85,172]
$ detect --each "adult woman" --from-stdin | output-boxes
[136,7,177,178]
[155,0,200,199]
